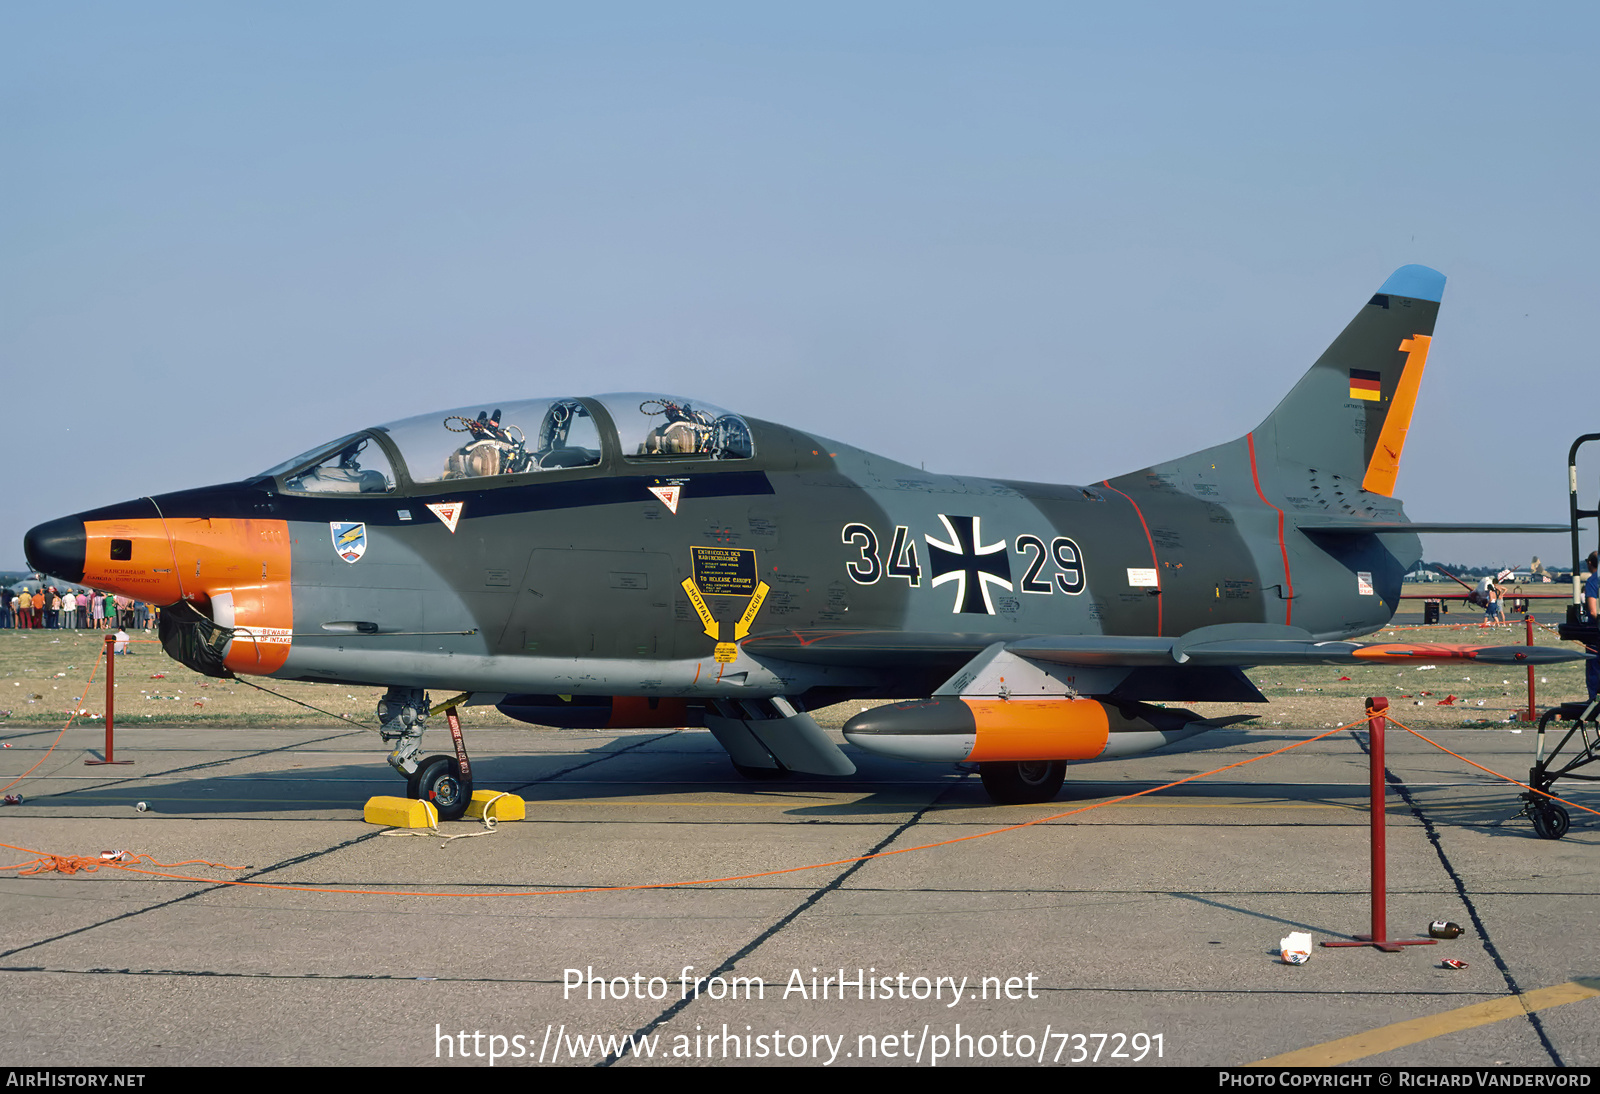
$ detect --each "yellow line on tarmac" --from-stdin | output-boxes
[1251,980,1600,1066]
[524,799,1350,806]
[1108,801,1350,810]
[535,799,873,808]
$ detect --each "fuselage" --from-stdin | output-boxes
[23,392,1418,708]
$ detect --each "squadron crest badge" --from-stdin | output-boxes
[330,522,367,563]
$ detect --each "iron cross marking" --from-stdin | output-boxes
[925,514,1013,614]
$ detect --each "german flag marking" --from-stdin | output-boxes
[1349,368,1382,401]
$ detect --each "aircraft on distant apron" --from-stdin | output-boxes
[23,266,1581,816]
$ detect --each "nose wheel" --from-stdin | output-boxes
[411,754,472,821]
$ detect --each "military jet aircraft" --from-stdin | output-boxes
[0,571,89,598]
[23,265,1580,817]
[1397,564,1567,614]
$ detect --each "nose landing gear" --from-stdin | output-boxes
[378,687,475,821]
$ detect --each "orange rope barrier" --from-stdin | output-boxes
[0,851,243,876]
[0,645,105,795]
[1387,714,1600,817]
[0,717,1372,898]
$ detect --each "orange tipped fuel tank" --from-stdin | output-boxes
[843,697,1217,764]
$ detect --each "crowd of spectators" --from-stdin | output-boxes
[1,588,158,632]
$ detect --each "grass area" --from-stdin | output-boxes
[0,630,522,732]
[0,585,1584,734]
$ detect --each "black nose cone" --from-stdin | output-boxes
[23,517,85,584]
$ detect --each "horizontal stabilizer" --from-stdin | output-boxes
[1010,633,1584,668]
[1298,520,1567,535]
[746,626,1587,670]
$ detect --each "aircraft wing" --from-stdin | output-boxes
[746,623,1586,669]
[744,629,1030,666]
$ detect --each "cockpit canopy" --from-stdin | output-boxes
[261,393,755,495]
[381,396,605,484]
[592,394,754,463]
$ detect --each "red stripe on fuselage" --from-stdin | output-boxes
[1099,479,1162,637]
[1246,432,1293,625]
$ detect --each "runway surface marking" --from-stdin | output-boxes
[466,798,1355,810]
[1251,980,1600,1066]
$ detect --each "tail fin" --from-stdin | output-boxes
[1251,265,1444,497]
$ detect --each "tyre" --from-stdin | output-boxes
[406,753,456,799]
[414,754,472,821]
[979,760,1066,804]
[1531,803,1570,840]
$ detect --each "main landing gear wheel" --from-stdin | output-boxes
[1531,801,1570,840]
[412,754,472,821]
[979,760,1066,804]
[731,760,789,781]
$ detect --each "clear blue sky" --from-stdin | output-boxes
[5,2,1597,572]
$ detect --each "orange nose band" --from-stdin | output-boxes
[83,517,294,674]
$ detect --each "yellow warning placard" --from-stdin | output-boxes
[690,546,758,596]
[734,581,770,640]
[714,643,739,663]
[680,578,719,640]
